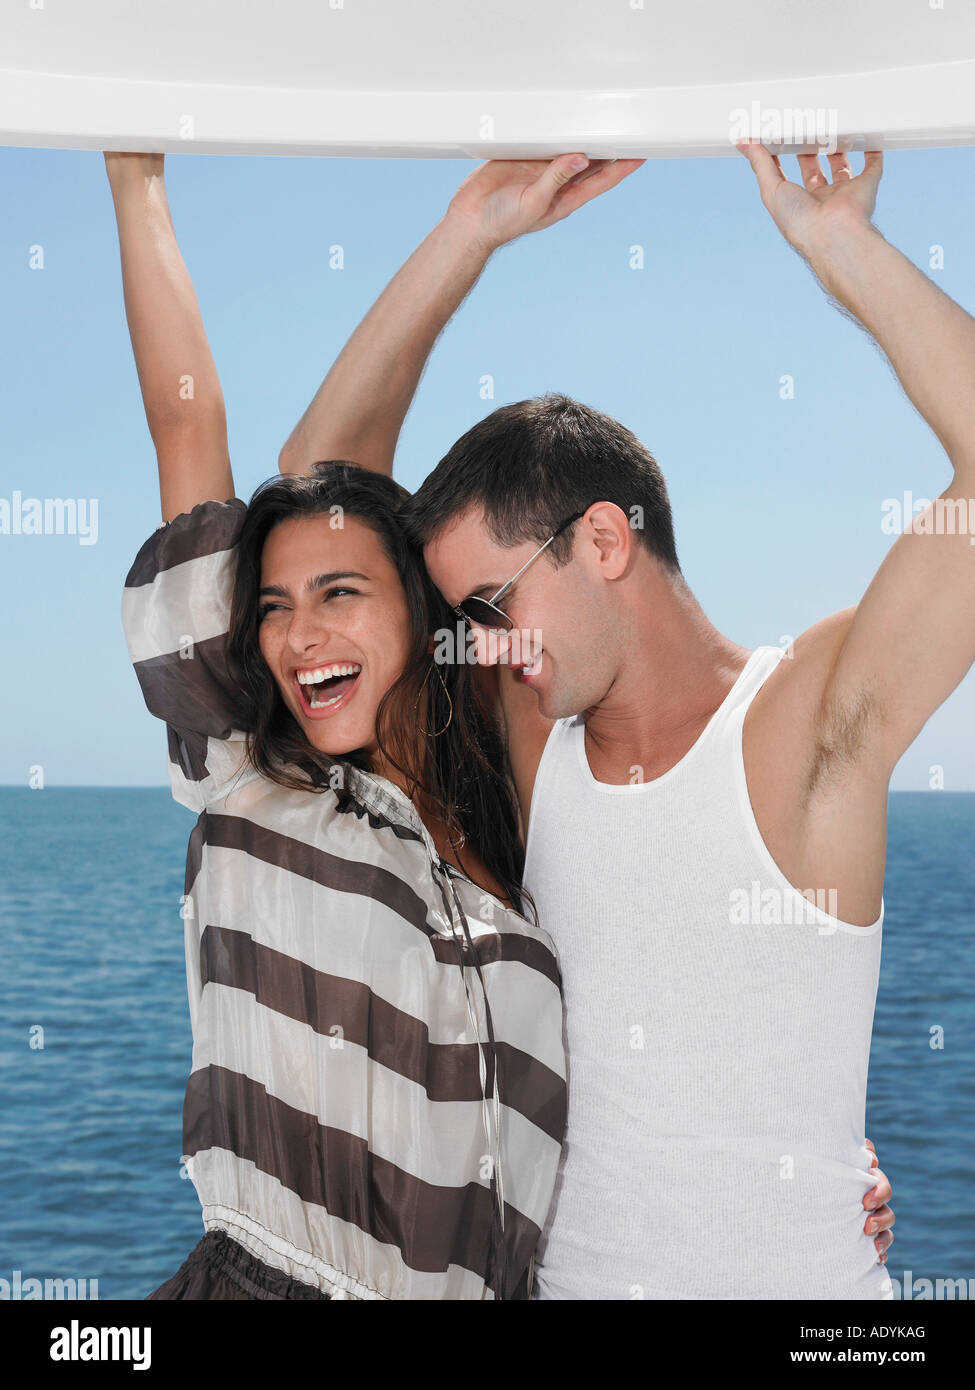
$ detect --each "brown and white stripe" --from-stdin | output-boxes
[122,498,567,1299]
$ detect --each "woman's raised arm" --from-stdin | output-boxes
[105,152,234,523]
[278,156,644,479]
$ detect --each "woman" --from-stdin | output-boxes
[106,149,600,1299]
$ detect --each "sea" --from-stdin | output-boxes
[1,787,972,1300]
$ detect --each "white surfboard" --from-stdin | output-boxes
[2,0,974,159]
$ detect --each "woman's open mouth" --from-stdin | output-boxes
[293,662,362,718]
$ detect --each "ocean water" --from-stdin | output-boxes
[0,787,972,1300]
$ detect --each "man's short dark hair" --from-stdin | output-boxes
[407,393,680,570]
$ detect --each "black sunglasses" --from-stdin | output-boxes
[452,512,585,632]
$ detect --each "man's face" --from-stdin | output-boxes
[423,506,617,720]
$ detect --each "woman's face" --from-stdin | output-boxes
[257,513,414,758]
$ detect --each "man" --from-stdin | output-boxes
[281,148,903,1296]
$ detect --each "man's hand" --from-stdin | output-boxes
[863,1138,895,1264]
[446,154,645,256]
[736,141,883,259]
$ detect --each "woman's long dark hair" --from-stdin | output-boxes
[227,461,530,917]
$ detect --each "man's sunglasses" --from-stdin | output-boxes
[452,512,585,632]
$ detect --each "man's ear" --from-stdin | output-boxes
[584,501,632,580]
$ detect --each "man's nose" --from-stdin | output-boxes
[471,627,514,666]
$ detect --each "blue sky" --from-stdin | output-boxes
[2,143,974,789]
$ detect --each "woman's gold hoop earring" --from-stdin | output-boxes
[417,660,453,738]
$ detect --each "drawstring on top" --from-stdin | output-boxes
[440,865,508,1302]
[335,768,509,1300]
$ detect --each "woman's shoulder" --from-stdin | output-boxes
[126,496,247,590]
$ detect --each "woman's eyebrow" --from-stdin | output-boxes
[259,571,369,598]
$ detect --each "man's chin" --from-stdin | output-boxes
[535,680,593,722]
[531,683,562,720]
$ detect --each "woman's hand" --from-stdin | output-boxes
[446,154,645,257]
[104,151,165,187]
[863,1137,895,1264]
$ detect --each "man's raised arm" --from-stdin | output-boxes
[739,142,975,775]
[278,156,644,477]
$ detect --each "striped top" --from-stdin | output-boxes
[121,498,567,1300]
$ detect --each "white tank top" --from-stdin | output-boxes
[524,645,893,1300]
